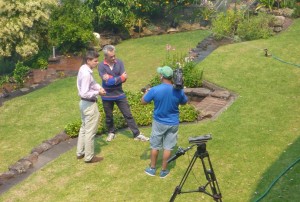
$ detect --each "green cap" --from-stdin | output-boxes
[157,66,173,79]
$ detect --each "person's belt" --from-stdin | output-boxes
[81,97,97,102]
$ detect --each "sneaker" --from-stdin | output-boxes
[145,167,156,176]
[106,133,116,142]
[160,170,170,178]
[134,133,149,141]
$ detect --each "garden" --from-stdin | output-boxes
[0,0,300,201]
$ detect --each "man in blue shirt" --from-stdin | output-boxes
[98,45,149,142]
[142,66,188,178]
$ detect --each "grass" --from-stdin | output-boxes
[0,19,300,201]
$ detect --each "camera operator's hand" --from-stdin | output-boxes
[99,88,106,96]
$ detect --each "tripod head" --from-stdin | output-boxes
[167,134,212,163]
[188,134,212,145]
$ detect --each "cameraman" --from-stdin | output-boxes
[141,66,188,178]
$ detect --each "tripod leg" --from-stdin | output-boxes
[200,152,222,201]
[169,151,198,202]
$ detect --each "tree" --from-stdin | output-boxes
[48,0,95,53]
[0,0,57,59]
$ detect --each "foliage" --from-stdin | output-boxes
[48,0,95,53]
[0,74,9,86]
[237,12,274,41]
[192,1,216,22]
[64,90,198,137]
[84,0,202,32]
[64,120,82,138]
[0,0,57,59]
[0,57,15,75]
[182,61,203,87]
[149,44,203,88]
[211,9,244,40]
[23,49,51,70]
[13,61,30,86]
[293,3,300,17]
[94,0,135,32]
[257,0,276,11]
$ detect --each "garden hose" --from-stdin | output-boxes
[271,54,300,68]
[254,156,300,202]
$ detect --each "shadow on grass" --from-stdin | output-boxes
[252,136,300,202]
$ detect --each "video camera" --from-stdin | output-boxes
[141,84,151,93]
[173,67,184,90]
[188,134,212,145]
[167,134,212,163]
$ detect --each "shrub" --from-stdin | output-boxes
[183,61,203,88]
[237,12,274,41]
[293,4,300,18]
[211,10,243,40]
[64,120,82,138]
[0,75,9,86]
[149,47,203,88]
[13,62,30,86]
[64,90,198,137]
[49,0,95,53]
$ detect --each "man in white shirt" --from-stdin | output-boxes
[76,50,106,163]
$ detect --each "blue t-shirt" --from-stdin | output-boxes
[143,83,188,125]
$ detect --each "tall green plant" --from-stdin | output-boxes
[237,12,274,41]
[48,0,95,53]
[13,62,30,87]
[211,10,243,40]
[0,0,57,59]
[149,44,203,88]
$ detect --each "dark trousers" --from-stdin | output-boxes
[102,98,140,138]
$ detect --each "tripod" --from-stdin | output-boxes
[169,136,222,202]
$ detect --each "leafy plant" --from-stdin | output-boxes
[293,3,300,17]
[211,9,244,40]
[149,45,204,88]
[37,58,48,70]
[237,12,274,41]
[256,0,276,11]
[48,0,95,53]
[0,75,9,86]
[13,62,30,86]
[64,120,82,138]
[64,90,198,137]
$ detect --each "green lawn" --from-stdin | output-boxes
[0,19,300,202]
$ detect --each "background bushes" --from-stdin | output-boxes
[64,91,199,137]
[237,12,274,40]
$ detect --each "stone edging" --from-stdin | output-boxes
[0,132,70,187]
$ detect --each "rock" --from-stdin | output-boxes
[93,32,100,39]
[184,88,211,97]
[282,8,294,17]
[23,152,39,164]
[273,26,283,32]
[211,90,231,100]
[273,16,285,27]
[20,88,30,92]
[31,142,52,154]
[167,27,179,34]
[8,160,32,174]
[0,170,16,181]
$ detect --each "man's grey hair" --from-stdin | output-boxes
[103,45,115,56]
